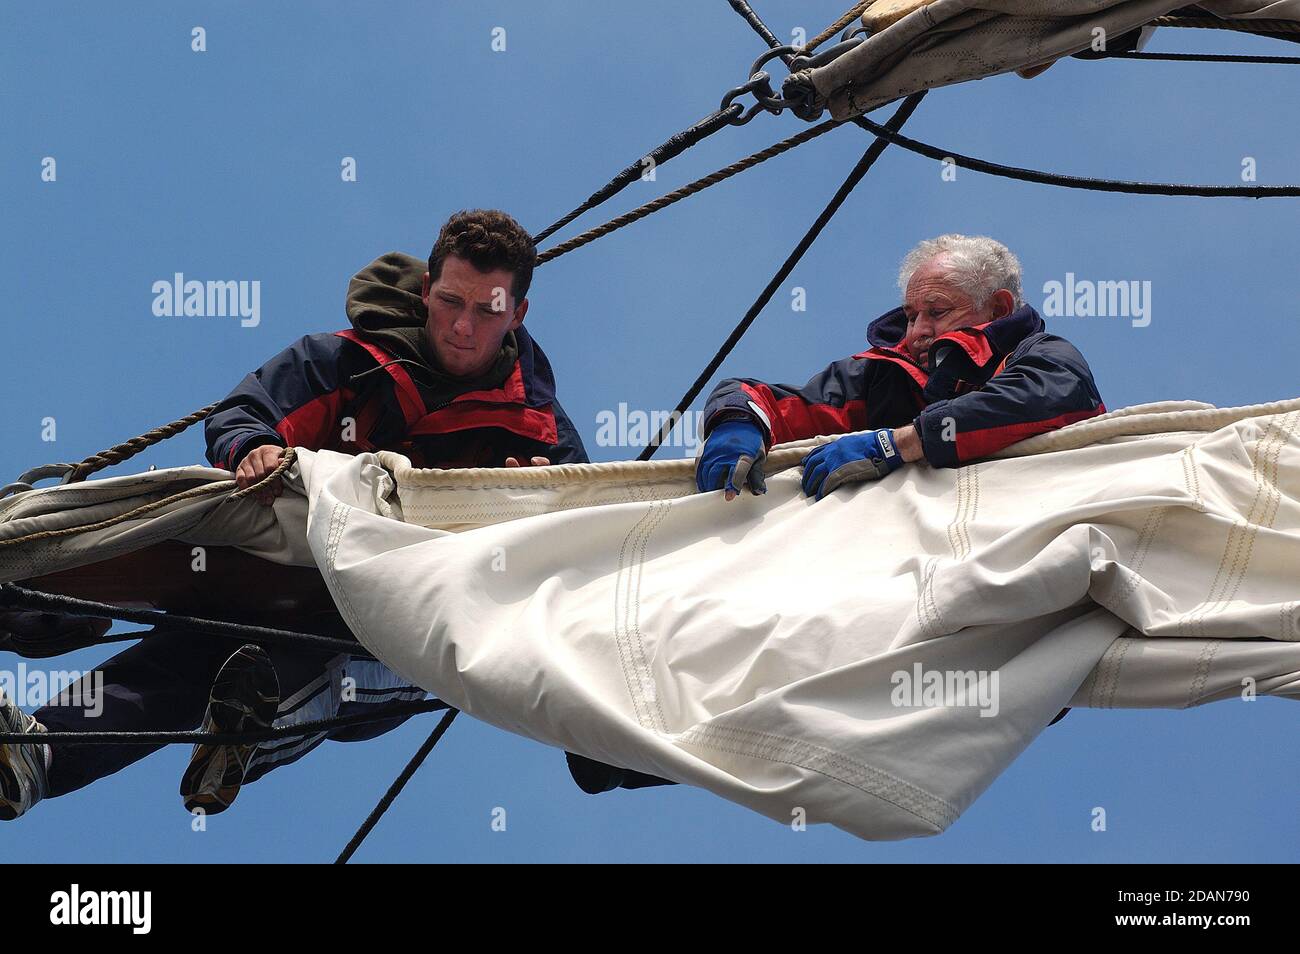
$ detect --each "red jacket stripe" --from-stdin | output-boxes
[857,348,929,389]
[334,329,425,427]
[741,382,866,445]
[275,389,350,450]
[955,404,1108,462]
[450,363,528,405]
[407,403,559,444]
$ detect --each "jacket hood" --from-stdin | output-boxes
[345,251,432,366]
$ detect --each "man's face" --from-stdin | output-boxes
[902,255,1000,369]
[422,254,528,378]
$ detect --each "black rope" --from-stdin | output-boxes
[638,92,927,459]
[335,707,459,863]
[0,698,449,745]
[531,0,857,253]
[726,0,790,63]
[1084,49,1300,65]
[533,104,745,247]
[850,114,1300,198]
[0,583,373,658]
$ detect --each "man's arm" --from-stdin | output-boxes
[544,397,589,464]
[205,333,369,471]
[501,397,588,468]
[911,334,1105,468]
[702,356,872,448]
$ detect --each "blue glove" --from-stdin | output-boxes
[801,428,904,500]
[695,420,767,497]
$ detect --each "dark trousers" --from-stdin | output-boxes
[34,626,423,797]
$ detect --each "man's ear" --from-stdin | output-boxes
[989,288,1015,319]
[421,272,432,302]
[509,297,529,330]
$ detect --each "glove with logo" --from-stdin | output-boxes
[800,428,903,500]
[695,420,767,498]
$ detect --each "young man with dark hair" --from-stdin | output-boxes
[214,208,583,494]
[1,210,589,820]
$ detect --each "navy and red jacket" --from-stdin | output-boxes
[204,326,588,471]
[701,304,1105,468]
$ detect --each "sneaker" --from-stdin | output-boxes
[0,687,49,820]
[0,610,112,659]
[180,644,279,816]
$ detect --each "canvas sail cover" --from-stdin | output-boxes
[302,397,1300,839]
[789,1,1300,120]
[2,397,1298,839]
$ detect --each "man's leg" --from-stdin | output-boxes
[28,627,240,798]
[241,654,425,784]
[179,643,281,815]
[565,752,676,794]
[210,646,346,788]
[0,687,50,819]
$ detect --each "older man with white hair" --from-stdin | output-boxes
[697,234,1106,499]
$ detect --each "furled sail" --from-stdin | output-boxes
[784,1,1300,121]
[3,398,1298,839]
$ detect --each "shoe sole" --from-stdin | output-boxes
[180,645,279,815]
[0,696,45,821]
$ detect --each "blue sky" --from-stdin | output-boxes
[2,1,1297,862]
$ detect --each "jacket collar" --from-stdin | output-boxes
[861,304,1043,369]
[334,324,560,444]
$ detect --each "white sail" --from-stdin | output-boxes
[791,1,1300,120]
